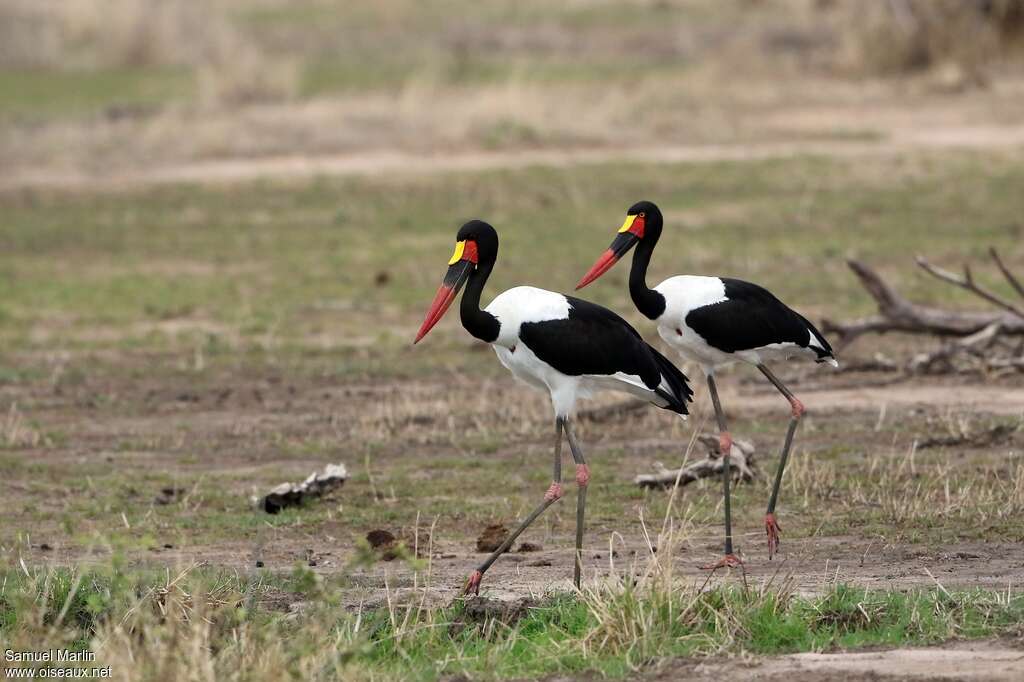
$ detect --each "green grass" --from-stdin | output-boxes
[1,151,1021,371]
[2,563,1022,681]
[0,67,193,120]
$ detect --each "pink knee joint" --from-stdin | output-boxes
[719,431,733,455]
[544,481,564,501]
[575,464,590,487]
[790,398,805,418]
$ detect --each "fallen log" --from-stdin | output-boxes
[821,259,1024,347]
[635,436,756,489]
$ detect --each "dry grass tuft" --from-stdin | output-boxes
[786,433,1024,531]
[832,0,1024,78]
[0,0,296,106]
[0,403,48,449]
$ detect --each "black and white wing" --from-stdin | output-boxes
[519,296,693,414]
[685,278,835,363]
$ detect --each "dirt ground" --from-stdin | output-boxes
[639,639,1024,681]
[8,360,1023,600]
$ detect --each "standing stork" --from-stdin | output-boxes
[576,201,837,569]
[415,219,692,592]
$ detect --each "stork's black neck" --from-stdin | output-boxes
[460,259,501,343]
[629,235,666,320]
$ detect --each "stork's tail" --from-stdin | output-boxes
[648,345,693,415]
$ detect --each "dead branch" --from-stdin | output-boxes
[908,321,1002,373]
[989,247,1024,301]
[915,256,1024,321]
[821,259,1024,345]
[635,437,756,489]
[257,463,348,514]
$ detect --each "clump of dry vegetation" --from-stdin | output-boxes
[3,546,1024,681]
[785,432,1024,533]
[831,0,1024,80]
[0,0,295,105]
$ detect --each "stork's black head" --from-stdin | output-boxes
[414,219,498,344]
[576,200,663,290]
[455,219,499,266]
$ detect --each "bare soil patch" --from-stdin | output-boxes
[644,639,1024,681]
[5,354,1023,609]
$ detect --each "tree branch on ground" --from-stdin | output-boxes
[823,251,1024,377]
[635,437,756,489]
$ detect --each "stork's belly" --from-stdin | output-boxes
[658,323,736,369]
[658,323,818,370]
[492,344,556,392]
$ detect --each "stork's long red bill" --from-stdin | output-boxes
[414,259,474,343]
[576,228,641,290]
[576,248,619,290]
[415,282,458,343]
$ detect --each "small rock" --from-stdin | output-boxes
[517,542,542,553]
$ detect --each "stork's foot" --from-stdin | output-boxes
[765,512,782,559]
[462,570,483,596]
[700,553,743,570]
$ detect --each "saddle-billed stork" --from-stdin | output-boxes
[415,219,693,592]
[576,200,836,568]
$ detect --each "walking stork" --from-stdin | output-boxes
[415,219,693,592]
[576,201,836,568]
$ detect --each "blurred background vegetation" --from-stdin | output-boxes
[1,0,1022,175]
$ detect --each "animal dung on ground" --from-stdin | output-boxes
[476,524,510,553]
[517,542,542,553]
[155,486,186,505]
[258,463,348,514]
[366,529,395,549]
[365,529,404,561]
[365,529,432,561]
[634,437,757,489]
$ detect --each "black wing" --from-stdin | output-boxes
[685,278,834,360]
[519,296,692,413]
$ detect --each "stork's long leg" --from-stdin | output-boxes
[564,418,590,589]
[757,364,805,560]
[463,419,566,595]
[702,375,742,569]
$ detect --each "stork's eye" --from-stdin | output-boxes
[638,212,645,218]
